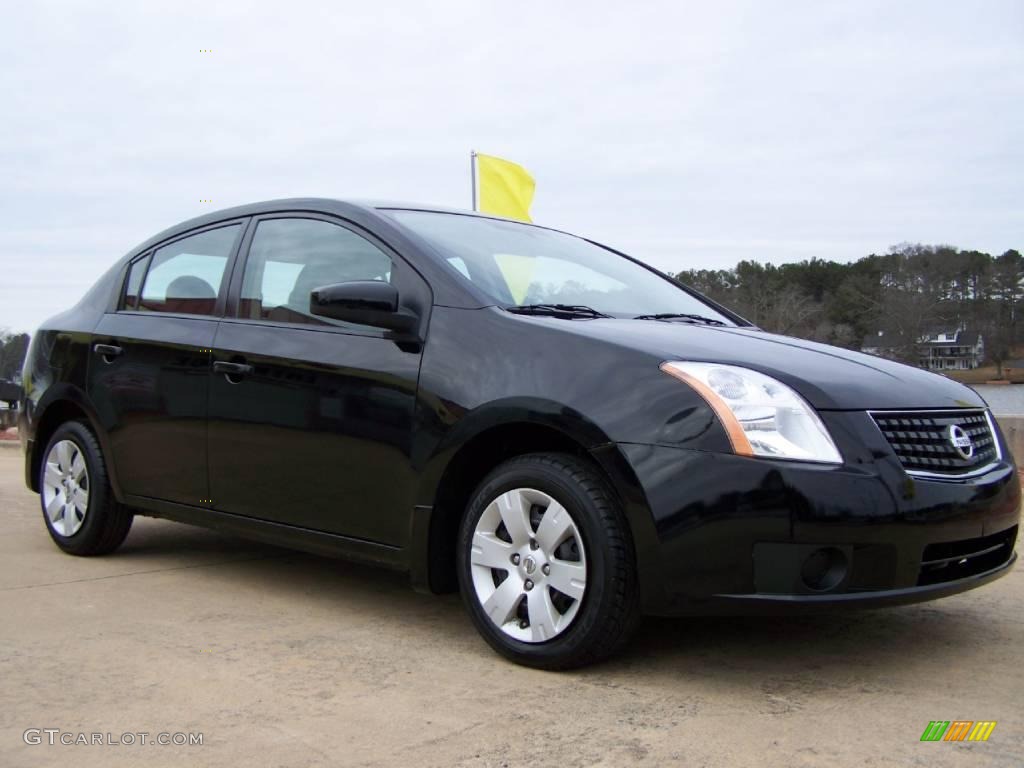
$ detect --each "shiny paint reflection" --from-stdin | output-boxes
[88,313,215,504]
[209,320,420,545]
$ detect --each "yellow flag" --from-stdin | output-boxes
[495,253,536,304]
[475,153,535,223]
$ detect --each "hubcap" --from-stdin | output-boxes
[469,487,587,643]
[41,439,89,537]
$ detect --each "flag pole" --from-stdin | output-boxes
[470,150,477,211]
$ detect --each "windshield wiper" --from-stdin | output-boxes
[507,303,612,319]
[632,313,727,326]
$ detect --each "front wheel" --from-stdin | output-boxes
[457,453,639,669]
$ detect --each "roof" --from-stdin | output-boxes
[921,329,980,346]
[121,198,565,264]
[107,197,595,314]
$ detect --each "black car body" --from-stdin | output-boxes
[20,199,1019,667]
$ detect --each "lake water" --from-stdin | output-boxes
[969,384,1024,416]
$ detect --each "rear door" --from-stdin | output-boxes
[88,221,246,506]
[207,214,427,545]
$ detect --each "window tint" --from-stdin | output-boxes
[138,225,239,315]
[239,218,393,327]
[121,253,150,310]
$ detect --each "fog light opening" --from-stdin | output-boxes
[800,547,847,592]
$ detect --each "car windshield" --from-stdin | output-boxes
[387,210,733,323]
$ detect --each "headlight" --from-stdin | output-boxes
[660,362,842,464]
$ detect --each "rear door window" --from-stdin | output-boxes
[137,225,240,316]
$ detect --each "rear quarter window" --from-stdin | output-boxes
[121,254,150,310]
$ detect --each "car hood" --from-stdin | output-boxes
[563,319,986,411]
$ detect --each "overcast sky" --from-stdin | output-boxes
[1,0,1021,332]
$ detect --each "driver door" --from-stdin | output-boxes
[207,214,426,546]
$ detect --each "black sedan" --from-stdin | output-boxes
[19,199,1020,668]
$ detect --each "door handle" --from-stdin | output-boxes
[213,361,254,377]
[93,343,123,358]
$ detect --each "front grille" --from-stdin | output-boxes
[870,409,999,475]
[917,526,1017,586]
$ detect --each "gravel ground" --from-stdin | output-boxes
[0,446,1021,767]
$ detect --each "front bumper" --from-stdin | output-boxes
[614,412,1021,615]
[710,552,1016,613]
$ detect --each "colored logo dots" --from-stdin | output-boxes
[920,721,997,742]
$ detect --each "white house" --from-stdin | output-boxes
[861,326,984,371]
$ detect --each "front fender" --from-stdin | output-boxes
[411,397,665,610]
[413,396,612,508]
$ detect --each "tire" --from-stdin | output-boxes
[38,420,133,556]
[457,453,639,669]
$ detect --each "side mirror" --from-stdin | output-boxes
[309,281,418,334]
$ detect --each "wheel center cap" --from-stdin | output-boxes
[523,555,537,575]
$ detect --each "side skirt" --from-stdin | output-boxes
[125,494,409,572]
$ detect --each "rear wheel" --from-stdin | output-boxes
[39,421,133,555]
[457,453,639,669]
